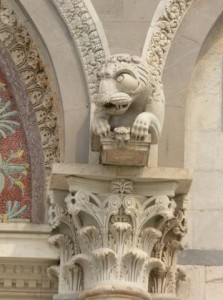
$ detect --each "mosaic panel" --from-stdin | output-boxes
[0,70,31,222]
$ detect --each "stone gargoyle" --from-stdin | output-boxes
[91,54,165,144]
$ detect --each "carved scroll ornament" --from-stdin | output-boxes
[0,0,60,171]
[49,179,178,298]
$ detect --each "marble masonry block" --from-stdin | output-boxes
[188,170,223,210]
[0,223,59,260]
[152,295,180,300]
[0,223,59,299]
[185,132,223,171]
[206,266,223,300]
[92,0,124,21]
[64,109,90,164]
[159,106,185,168]
[164,35,200,71]
[123,0,158,22]
[50,163,192,196]
[100,134,151,166]
[192,0,223,20]
[54,294,79,300]
[102,21,150,55]
[189,209,223,250]
[178,6,218,44]
[177,266,206,300]
[163,50,198,96]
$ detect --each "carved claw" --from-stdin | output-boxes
[131,112,152,140]
[131,112,161,143]
[91,118,110,137]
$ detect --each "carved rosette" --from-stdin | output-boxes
[49,178,181,298]
[0,0,59,171]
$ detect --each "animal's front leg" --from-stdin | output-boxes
[131,112,161,142]
[91,107,110,137]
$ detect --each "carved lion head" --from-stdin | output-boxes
[93,54,150,115]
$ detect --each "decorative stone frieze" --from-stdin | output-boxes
[0,260,57,294]
[142,0,194,80]
[49,164,192,300]
[150,209,187,298]
[0,0,60,171]
[0,223,59,299]
[53,0,110,101]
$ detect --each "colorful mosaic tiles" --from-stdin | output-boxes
[0,71,31,223]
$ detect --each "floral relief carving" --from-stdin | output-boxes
[0,0,59,170]
[53,0,109,100]
[111,179,133,195]
[143,0,193,80]
[49,180,177,296]
[149,208,187,294]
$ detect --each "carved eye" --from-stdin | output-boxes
[115,72,138,92]
[116,74,124,83]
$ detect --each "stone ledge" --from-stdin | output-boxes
[179,249,223,266]
[0,224,59,260]
[0,223,51,233]
[50,163,192,195]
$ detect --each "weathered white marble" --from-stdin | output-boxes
[49,163,191,299]
[0,224,59,299]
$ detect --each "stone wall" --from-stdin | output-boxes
[92,0,159,55]
[177,13,223,300]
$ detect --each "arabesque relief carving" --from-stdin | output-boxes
[53,0,109,100]
[150,209,187,294]
[142,0,193,80]
[0,0,59,171]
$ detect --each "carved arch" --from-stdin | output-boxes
[160,0,223,167]
[0,0,60,171]
[53,0,110,102]
[0,45,45,223]
[0,0,61,222]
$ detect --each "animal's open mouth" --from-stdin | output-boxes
[104,103,129,110]
[101,92,133,115]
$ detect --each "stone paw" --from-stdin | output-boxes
[131,112,151,140]
[91,118,110,137]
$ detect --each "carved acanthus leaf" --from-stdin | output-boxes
[150,208,188,294]
[49,187,178,292]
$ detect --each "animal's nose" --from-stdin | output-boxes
[109,92,132,104]
[99,78,117,95]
